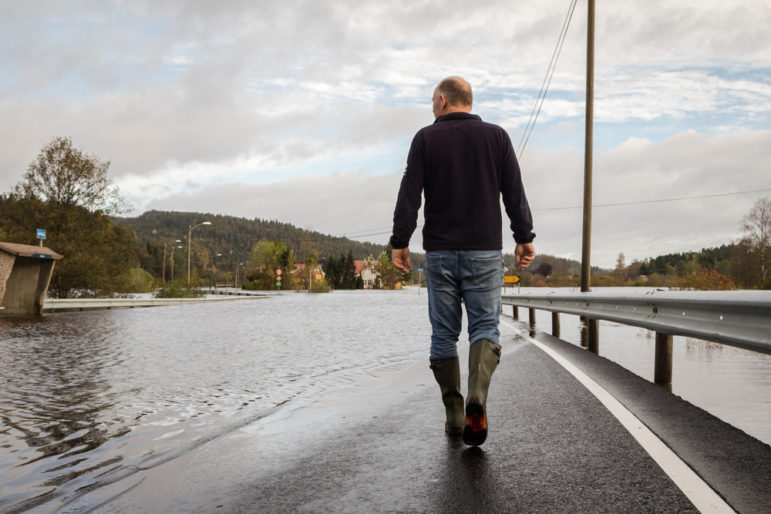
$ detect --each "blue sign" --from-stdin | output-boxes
[418,267,423,273]
[36,229,46,240]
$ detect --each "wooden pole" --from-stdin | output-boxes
[580,0,595,294]
[654,333,673,387]
[551,312,560,338]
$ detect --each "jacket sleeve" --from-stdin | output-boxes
[390,132,424,249]
[500,133,536,244]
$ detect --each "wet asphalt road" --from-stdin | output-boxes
[226,340,693,513]
[219,330,771,514]
[99,329,771,513]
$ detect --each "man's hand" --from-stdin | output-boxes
[392,247,411,273]
[515,243,535,270]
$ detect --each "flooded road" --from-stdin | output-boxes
[1,289,769,512]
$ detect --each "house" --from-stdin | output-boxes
[354,259,378,289]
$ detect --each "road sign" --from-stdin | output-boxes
[36,229,46,240]
[276,281,282,287]
[504,276,520,284]
[276,269,282,276]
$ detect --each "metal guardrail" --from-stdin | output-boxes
[43,295,266,312]
[501,290,771,385]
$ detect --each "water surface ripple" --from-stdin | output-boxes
[0,291,429,512]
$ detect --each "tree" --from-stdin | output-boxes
[15,137,123,213]
[341,251,357,289]
[304,251,319,290]
[614,252,626,281]
[535,261,553,277]
[375,246,404,289]
[673,269,736,291]
[739,197,771,285]
[324,255,340,289]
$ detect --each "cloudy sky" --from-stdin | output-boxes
[1,0,769,267]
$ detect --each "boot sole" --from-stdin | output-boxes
[462,402,488,446]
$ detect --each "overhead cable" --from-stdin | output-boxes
[516,0,579,159]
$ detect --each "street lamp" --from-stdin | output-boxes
[212,253,222,289]
[187,221,212,283]
[170,240,182,282]
[235,262,245,289]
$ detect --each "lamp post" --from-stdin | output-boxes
[170,241,182,281]
[235,262,245,289]
[187,221,212,283]
[212,253,222,289]
[163,239,182,283]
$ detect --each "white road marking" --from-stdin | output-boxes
[501,319,734,514]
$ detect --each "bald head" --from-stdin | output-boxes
[437,77,473,106]
[432,76,473,118]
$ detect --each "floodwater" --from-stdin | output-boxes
[1,289,769,512]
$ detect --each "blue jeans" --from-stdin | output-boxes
[425,250,504,360]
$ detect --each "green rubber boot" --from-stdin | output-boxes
[429,357,465,437]
[463,339,502,446]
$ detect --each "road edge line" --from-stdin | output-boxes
[502,320,734,514]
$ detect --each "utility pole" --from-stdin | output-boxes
[581,0,595,293]
[162,241,167,284]
[581,0,599,353]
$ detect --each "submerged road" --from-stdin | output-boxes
[96,321,771,513]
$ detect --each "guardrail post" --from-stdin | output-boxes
[513,305,519,320]
[552,312,560,337]
[528,308,536,336]
[654,333,673,387]
[587,319,599,354]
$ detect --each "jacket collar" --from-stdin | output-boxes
[434,112,481,124]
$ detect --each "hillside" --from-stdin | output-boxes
[115,210,387,277]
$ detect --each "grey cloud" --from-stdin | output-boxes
[1,0,769,267]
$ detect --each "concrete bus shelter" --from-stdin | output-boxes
[0,242,63,316]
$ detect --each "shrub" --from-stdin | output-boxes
[310,279,330,293]
[673,269,737,291]
[155,279,204,298]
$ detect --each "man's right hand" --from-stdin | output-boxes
[515,243,535,270]
[392,247,411,273]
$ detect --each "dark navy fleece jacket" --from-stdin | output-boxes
[390,112,535,251]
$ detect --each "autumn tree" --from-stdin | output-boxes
[673,269,737,291]
[738,197,771,287]
[15,136,123,213]
[247,239,296,290]
[2,139,139,296]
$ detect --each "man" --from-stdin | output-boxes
[390,76,535,446]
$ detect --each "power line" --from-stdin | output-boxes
[336,188,771,240]
[534,187,771,212]
[517,0,579,159]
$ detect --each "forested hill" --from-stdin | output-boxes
[114,210,386,263]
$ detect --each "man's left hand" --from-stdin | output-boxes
[392,247,411,273]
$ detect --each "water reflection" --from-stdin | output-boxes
[0,315,127,508]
